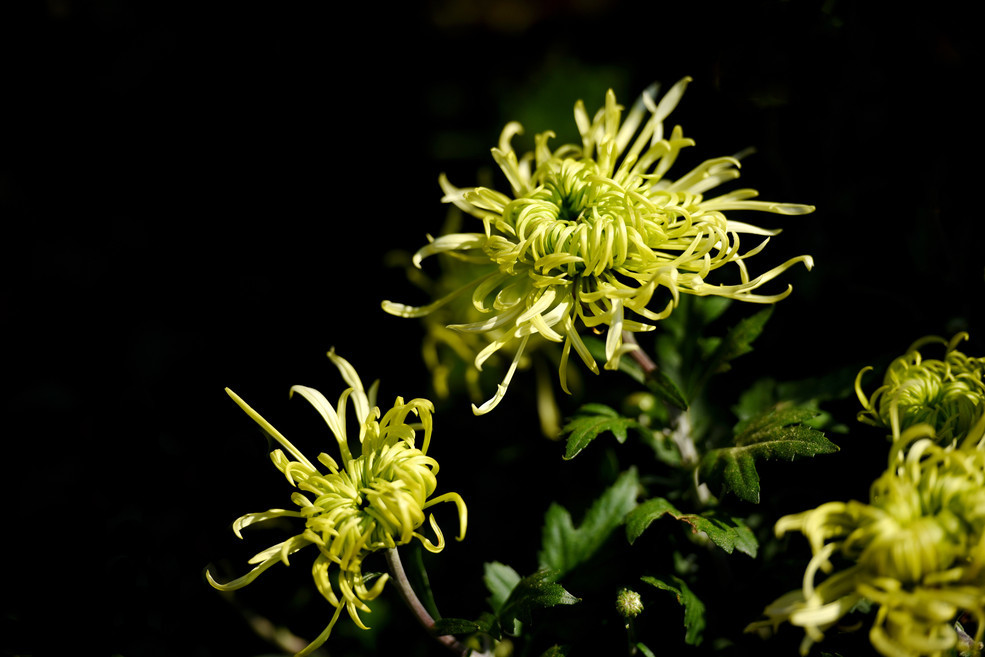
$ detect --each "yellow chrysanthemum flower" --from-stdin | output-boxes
[856,333,985,444]
[383,78,814,414]
[207,350,467,656]
[748,422,985,657]
[388,207,568,438]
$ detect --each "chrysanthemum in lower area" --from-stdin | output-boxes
[856,333,985,445]
[207,350,467,657]
[747,423,985,657]
[383,77,814,414]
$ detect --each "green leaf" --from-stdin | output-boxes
[732,371,856,433]
[562,404,643,459]
[538,469,639,576]
[625,497,758,557]
[645,368,689,411]
[583,336,687,410]
[431,615,496,636]
[687,307,772,397]
[641,575,706,646]
[698,407,839,503]
[499,569,580,628]
[636,643,657,657]
[538,646,569,657]
[484,561,522,614]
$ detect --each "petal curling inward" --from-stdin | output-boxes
[384,78,814,412]
[209,351,467,653]
[749,409,985,657]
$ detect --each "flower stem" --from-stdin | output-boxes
[384,547,491,657]
[623,331,710,503]
[624,331,658,376]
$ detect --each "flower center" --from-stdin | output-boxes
[496,159,636,278]
[543,166,591,223]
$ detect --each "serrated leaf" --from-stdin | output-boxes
[625,497,757,557]
[733,371,855,431]
[562,405,642,459]
[698,407,839,503]
[484,561,522,614]
[499,569,579,628]
[539,469,639,575]
[708,306,772,372]
[683,306,772,398]
[641,575,706,645]
[733,405,824,440]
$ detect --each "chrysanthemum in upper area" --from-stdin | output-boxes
[383,77,814,414]
[748,418,985,657]
[207,350,467,657]
[856,333,985,445]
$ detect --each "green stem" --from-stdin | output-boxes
[384,547,492,657]
[623,331,710,504]
[626,618,638,655]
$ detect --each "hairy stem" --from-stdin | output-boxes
[385,547,491,657]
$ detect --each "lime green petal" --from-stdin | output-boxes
[787,593,861,631]
[645,76,692,136]
[290,385,352,463]
[296,602,346,657]
[232,509,303,539]
[724,220,782,236]
[412,233,489,267]
[447,305,522,333]
[563,314,600,374]
[413,514,446,552]
[206,557,281,591]
[473,334,531,415]
[226,388,316,471]
[603,299,626,367]
[207,534,311,591]
[382,270,497,318]
[424,491,468,540]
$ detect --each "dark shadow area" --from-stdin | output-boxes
[2,1,982,655]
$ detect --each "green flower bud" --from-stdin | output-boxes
[616,588,644,619]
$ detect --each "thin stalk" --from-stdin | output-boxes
[384,547,492,657]
[623,331,710,504]
[624,330,658,377]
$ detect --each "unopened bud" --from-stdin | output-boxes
[616,588,644,619]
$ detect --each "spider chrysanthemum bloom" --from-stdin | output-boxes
[856,333,985,444]
[207,350,467,656]
[388,208,568,438]
[748,423,985,657]
[383,78,814,414]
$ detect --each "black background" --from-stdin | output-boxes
[2,1,983,656]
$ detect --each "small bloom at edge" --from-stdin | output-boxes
[746,422,985,657]
[855,332,985,445]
